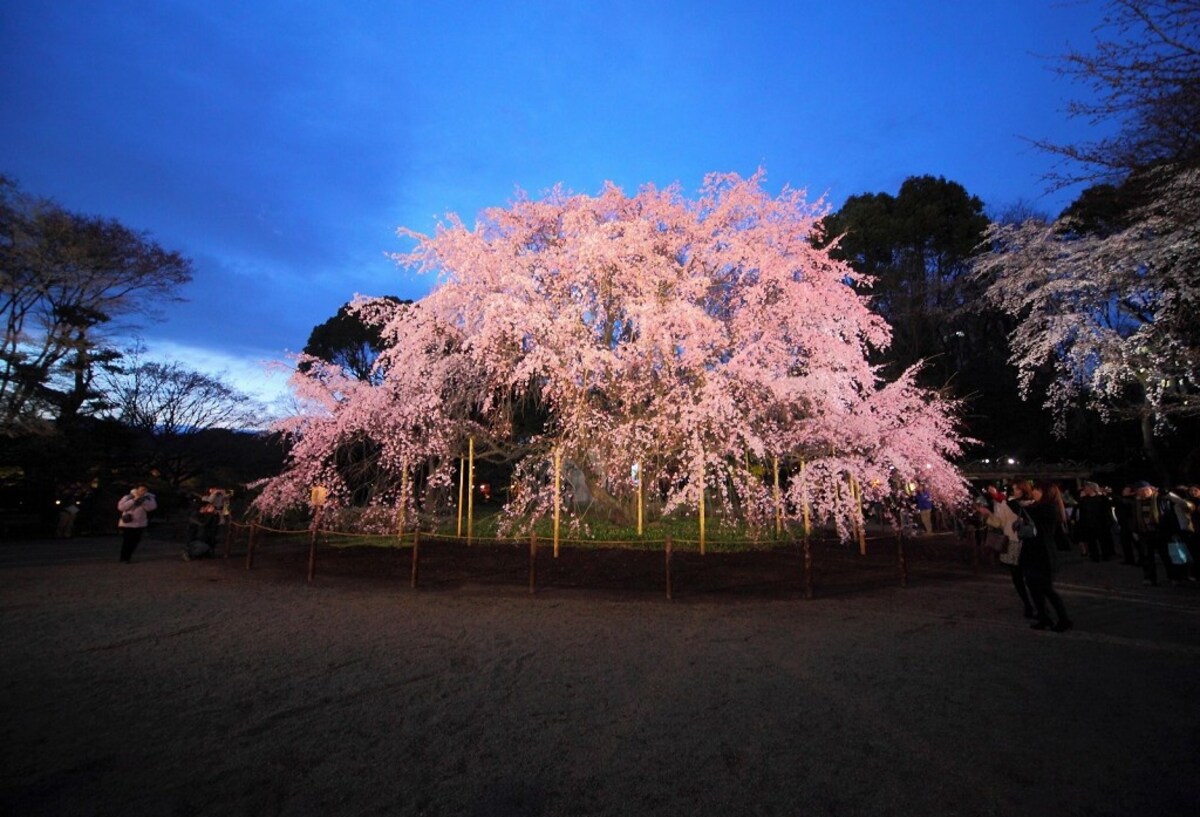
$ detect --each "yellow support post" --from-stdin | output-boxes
[467,436,475,545]
[851,473,866,555]
[800,460,811,537]
[396,468,409,543]
[553,447,562,559]
[456,454,465,537]
[773,456,782,538]
[637,462,644,537]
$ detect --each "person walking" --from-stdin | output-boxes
[1163,486,1197,582]
[1021,482,1073,632]
[56,501,80,538]
[1122,481,1182,586]
[915,486,934,535]
[1113,484,1139,565]
[1040,481,1073,552]
[1186,485,1200,579]
[117,484,157,563]
[1075,481,1116,561]
[977,486,1034,619]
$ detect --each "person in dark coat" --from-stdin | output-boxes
[1075,481,1115,561]
[1021,482,1073,632]
[1113,484,1139,565]
[183,495,220,560]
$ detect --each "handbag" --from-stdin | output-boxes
[983,530,1008,553]
[121,512,134,524]
[1014,508,1038,541]
[1167,536,1192,566]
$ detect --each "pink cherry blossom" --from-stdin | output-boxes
[254,172,969,539]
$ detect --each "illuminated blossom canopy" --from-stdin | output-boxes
[976,167,1200,449]
[255,172,968,539]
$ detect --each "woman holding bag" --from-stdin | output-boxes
[977,485,1033,620]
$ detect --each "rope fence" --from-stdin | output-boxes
[221,519,988,600]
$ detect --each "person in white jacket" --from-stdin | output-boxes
[117,484,157,563]
[977,485,1034,619]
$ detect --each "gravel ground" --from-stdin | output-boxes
[1,533,1197,817]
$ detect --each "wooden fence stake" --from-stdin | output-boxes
[529,532,538,594]
[897,530,908,588]
[245,523,258,570]
[773,456,782,538]
[410,530,421,589]
[665,536,673,600]
[307,519,319,584]
[802,536,813,600]
[637,461,644,537]
[800,460,811,537]
[457,454,465,537]
[396,469,409,544]
[467,436,475,545]
[851,474,866,556]
[553,448,561,559]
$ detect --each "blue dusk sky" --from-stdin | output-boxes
[0,1,1113,407]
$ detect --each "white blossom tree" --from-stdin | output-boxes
[976,0,1200,476]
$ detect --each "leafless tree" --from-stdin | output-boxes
[1038,0,1200,186]
[98,346,266,487]
[0,176,192,434]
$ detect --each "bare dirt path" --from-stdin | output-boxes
[1,535,1197,816]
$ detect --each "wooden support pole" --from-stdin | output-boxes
[698,465,706,557]
[553,447,562,559]
[307,508,321,584]
[897,530,908,588]
[773,456,782,539]
[457,454,465,537]
[467,436,475,545]
[410,529,421,589]
[851,474,866,556]
[396,468,409,544]
[636,462,644,538]
[665,536,673,600]
[802,535,813,600]
[800,460,811,537]
[529,532,538,594]
[245,522,258,570]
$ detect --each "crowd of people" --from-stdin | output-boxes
[971,478,1199,632]
[100,484,234,563]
